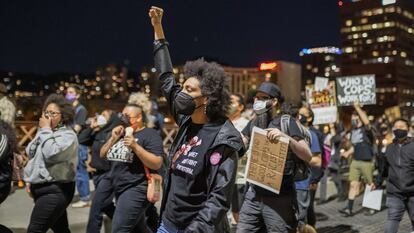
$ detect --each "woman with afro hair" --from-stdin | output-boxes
[149,6,245,233]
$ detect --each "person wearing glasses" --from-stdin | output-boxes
[150,6,245,233]
[24,94,78,233]
[237,82,313,233]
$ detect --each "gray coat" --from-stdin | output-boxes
[24,126,78,184]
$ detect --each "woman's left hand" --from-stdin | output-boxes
[39,116,52,129]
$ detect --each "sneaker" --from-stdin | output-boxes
[339,207,353,217]
[71,200,90,208]
[364,209,376,216]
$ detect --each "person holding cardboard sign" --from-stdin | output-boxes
[237,82,312,233]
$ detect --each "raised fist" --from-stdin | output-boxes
[149,6,164,26]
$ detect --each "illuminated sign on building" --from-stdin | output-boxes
[300,47,342,56]
[382,0,396,6]
[259,62,278,71]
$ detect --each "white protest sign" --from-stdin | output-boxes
[362,185,383,211]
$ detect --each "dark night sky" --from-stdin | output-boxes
[0,1,341,74]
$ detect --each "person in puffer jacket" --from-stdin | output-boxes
[24,94,78,233]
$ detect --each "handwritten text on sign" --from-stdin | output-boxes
[336,75,376,106]
[245,127,289,194]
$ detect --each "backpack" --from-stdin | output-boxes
[280,114,312,182]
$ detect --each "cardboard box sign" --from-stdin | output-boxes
[245,127,289,194]
[305,79,338,125]
[336,74,376,106]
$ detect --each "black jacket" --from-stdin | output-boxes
[154,39,245,233]
[376,138,414,197]
[79,112,122,173]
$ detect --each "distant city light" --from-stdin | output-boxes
[338,1,343,7]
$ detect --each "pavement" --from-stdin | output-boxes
[0,180,413,233]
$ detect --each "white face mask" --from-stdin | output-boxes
[253,100,272,115]
[96,115,108,127]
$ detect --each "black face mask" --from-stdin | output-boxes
[351,119,359,127]
[174,91,204,115]
[117,112,131,127]
[393,129,408,139]
[299,114,308,125]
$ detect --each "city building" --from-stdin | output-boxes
[340,0,414,116]
[300,47,342,90]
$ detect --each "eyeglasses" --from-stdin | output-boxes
[44,110,61,118]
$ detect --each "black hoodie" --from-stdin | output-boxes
[377,138,414,197]
[154,39,245,233]
[79,112,123,173]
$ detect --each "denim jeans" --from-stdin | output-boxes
[385,195,414,233]
[75,144,90,201]
[296,189,310,227]
[157,221,185,233]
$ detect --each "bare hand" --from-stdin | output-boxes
[112,126,124,140]
[39,115,52,129]
[90,117,98,129]
[149,6,164,26]
[266,128,285,143]
[370,183,376,191]
[353,101,362,109]
[123,135,138,148]
[86,160,97,173]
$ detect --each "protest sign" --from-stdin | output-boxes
[305,80,337,125]
[245,127,289,194]
[362,185,383,211]
[336,75,376,106]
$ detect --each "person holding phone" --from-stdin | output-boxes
[100,104,164,233]
[24,94,78,233]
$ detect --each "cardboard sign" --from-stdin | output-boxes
[362,185,383,211]
[245,127,289,194]
[305,81,338,125]
[336,75,376,106]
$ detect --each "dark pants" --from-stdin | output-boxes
[86,173,115,233]
[237,187,297,233]
[307,188,316,227]
[27,182,75,233]
[385,195,414,233]
[112,185,151,233]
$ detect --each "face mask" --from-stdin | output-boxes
[393,129,408,139]
[117,113,131,127]
[351,119,359,127]
[65,93,77,102]
[253,100,272,115]
[228,104,238,116]
[299,114,308,125]
[174,91,204,115]
[96,115,108,127]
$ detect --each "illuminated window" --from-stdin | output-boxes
[345,47,353,53]
[366,39,373,44]
[361,18,368,24]
[362,32,368,38]
[372,24,378,29]
[306,64,312,70]
[372,51,379,57]
[346,20,352,26]
[392,50,397,55]
[401,51,407,57]
[353,34,359,39]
